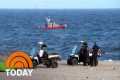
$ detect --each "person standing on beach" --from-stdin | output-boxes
[90,42,101,66]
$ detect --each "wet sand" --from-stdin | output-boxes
[0,61,120,80]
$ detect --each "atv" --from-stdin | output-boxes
[67,46,102,66]
[67,45,90,65]
[31,53,61,68]
[67,53,79,65]
[67,53,91,66]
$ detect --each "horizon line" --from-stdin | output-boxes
[0,8,120,10]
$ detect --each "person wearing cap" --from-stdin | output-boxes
[79,41,90,66]
[37,42,48,63]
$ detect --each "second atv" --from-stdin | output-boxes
[67,41,90,65]
[67,41,102,66]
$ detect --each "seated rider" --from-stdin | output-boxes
[79,41,90,66]
[37,42,48,63]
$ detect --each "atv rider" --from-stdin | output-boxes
[79,41,90,66]
[37,42,48,63]
[90,42,101,66]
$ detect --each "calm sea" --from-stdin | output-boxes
[0,9,120,60]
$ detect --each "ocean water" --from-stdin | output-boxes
[0,9,120,60]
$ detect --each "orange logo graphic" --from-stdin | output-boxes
[5,51,32,69]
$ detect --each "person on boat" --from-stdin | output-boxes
[37,42,48,63]
[90,42,101,66]
[46,17,51,24]
[79,41,90,66]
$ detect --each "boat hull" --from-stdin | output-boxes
[47,25,65,29]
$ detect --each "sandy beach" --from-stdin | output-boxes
[32,60,120,80]
[1,60,120,80]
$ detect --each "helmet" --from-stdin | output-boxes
[80,40,85,43]
[41,44,47,48]
[38,42,44,45]
[93,42,99,49]
[83,41,88,45]
[80,41,88,45]
[38,41,47,49]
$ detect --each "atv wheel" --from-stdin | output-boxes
[46,64,51,68]
[45,61,51,68]
[71,58,78,65]
[32,60,38,68]
[51,61,58,68]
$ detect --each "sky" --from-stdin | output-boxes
[0,0,120,9]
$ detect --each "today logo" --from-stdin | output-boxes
[5,51,33,76]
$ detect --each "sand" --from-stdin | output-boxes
[0,60,120,80]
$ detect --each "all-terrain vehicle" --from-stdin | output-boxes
[67,52,91,65]
[67,49,102,66]
[31,53,61,68]
[30,42,61,68]
[67,41,102,66]
[67,41,89,65]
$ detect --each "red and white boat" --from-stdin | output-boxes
[44,17,67,30]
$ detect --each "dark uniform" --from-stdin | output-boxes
[90,43,100,66]
[79,42,89,66]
